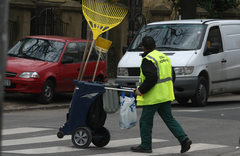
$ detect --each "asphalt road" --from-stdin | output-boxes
[2,86,240,156]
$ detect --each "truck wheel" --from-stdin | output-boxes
[176,97,190,105]
[37,80,55,104]
[191,76,208,107]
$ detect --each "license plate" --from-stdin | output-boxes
[4,79,11,86]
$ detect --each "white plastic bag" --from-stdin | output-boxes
[119,91,137,129]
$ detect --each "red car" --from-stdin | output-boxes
[5,36,108,104]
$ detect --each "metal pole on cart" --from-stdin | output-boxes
[104,87,134,93]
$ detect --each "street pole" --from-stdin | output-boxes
[0,0,9,154]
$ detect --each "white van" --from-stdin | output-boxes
[116,19,240,106]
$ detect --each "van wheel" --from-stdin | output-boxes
[191,77,208,107]
[37,80,55,104]
[176,97,189,105]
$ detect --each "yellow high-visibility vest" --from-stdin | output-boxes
[137,50,175,105]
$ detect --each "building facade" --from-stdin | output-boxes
[8,0,240,77]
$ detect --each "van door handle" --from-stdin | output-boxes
[221,59,227,63]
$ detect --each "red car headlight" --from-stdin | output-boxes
[18,72,40,78]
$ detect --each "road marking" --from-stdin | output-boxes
[2,127,53,135]
[85,143,228,156]
[209,107,240,111]
[2,138,167,154]
[173,110,203,112]
[2,135,71,146]
[106,138,168,148]
[1,127,229,155]
[2,146,82,154]
[173,107,240,113]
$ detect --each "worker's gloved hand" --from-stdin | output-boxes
[133,88,137,97]
[133,88,141,97]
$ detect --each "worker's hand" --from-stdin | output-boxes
[133,88,141,97]
[133,88,137,97]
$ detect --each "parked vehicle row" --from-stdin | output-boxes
[5,36,108,104]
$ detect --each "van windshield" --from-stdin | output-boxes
[129,24,206,51]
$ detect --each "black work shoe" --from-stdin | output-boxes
[180,138,192,153]
[130,145,152,153]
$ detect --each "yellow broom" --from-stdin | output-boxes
[79,0,128,81]
[92,37,112,81]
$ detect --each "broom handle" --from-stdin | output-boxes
[80,39,96,81]
[92,51,102,81]
[78,31,91,81]
[69,31,92,108]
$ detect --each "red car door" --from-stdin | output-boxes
[77,42,98,81]
[58,42,81,92]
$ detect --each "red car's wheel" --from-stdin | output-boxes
[37,80,55,104]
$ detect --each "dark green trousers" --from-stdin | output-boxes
[140,101,188,149]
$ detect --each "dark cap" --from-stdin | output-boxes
[141,36,155,50]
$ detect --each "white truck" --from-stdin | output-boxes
[116,19,240,106]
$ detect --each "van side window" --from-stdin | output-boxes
[63,42,80,63]
[207,26,223,52]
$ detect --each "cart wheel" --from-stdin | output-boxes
[72,127,92,148]
[57,131,64,139]
[92,127,111,147]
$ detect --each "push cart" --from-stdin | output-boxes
[57,80,132,148]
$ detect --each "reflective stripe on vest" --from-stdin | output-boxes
[137,50,175,105]
[139,55,172,85]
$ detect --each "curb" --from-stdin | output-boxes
[3,104,70,112]
[3,93,239,112]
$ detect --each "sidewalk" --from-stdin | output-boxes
[3,78,240,112]
[3,79,117,112]
[3,94,71,112]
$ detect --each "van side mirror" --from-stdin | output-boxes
[122,45,128,55]
[61,55,74,64]
[204,43,219,56]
